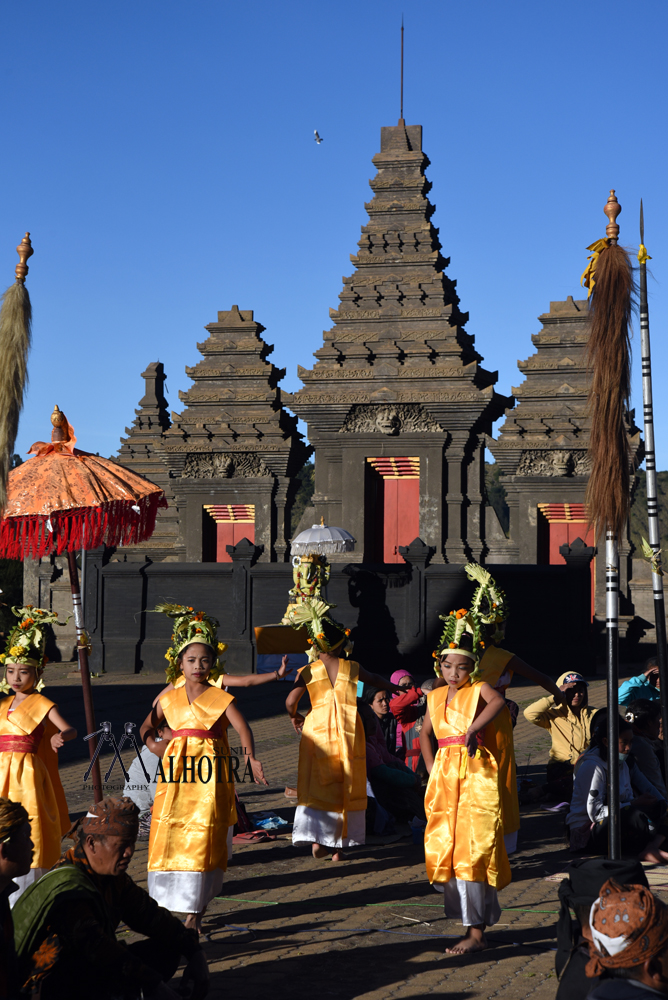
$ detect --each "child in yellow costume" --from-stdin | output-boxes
[284,599,402,861]
[420,632,510,954]
[140,604,267,935]
[437,565,561,854]
[0,607,77,905]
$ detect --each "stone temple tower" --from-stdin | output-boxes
[289,119,511,563]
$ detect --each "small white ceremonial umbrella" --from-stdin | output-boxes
[290,522,355,556]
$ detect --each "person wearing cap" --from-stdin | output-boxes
[555,857,649,1000]
[284,598,402,862]
[0,798,33,1000]
[12,797,209,1000]
[524,671,597,802]
[586,878,668,998]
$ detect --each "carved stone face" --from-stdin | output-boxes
[376,409,400,435]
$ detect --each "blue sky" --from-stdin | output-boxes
[2,1,667,466]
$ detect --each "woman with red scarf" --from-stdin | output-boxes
[389,670,428,773]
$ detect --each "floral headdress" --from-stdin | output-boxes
[433,564,509,676]
[153,603,228,684]
[282,598,351,663]
[0,605,69,693]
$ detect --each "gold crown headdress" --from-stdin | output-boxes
[283,597,351,663]
[0,604,70,693]
[153,603,228,684]
[433,564,509,674]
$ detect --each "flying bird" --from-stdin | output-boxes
[314,130,323,144]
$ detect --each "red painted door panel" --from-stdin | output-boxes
[216,522,255,562]
[383,479,419,563]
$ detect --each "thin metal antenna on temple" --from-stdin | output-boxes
[400,16,404,123]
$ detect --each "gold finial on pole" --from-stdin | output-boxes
[604,191,621,244]
[14,233,33,285]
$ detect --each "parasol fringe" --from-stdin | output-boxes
[586,241,635,539]
[0,492,167,560]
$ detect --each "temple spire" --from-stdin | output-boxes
[400,17,404,125]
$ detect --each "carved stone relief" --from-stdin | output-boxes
[181,452,271,479]
[516,450,591,477]
[339,404,442,435]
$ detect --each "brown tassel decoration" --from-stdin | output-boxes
[0,234,33,512]
[584,192,635,539]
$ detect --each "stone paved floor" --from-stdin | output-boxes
[48,669,666,999]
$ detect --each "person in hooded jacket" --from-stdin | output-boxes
[567,710,668,859]
[524,671,598,802]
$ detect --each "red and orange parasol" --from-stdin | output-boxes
[0,406,168,800]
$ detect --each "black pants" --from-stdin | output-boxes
[545,760,575,802]
[370,775,426,823]
[38,936,181,1000]
[590,804,657,856]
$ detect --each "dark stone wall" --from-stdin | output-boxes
[83,542,594,679]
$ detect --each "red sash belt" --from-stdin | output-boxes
[437,733,483,748]
[0,727,43,754]
[171,726,222,740]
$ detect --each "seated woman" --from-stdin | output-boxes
[363,687,400,758]
[357,700,425,824]
[618,657,660,706]
[566,709,668,860]
[625,699,666,798]
[389,671,428,773]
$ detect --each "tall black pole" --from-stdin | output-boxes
[606,529,621,858]
[638,201,668,777]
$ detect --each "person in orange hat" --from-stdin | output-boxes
[12,797,209,1000]
[586,878,668,998]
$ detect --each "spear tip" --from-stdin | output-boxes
[640,198,645,244]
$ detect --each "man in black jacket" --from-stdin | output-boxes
[0,798,33,1000]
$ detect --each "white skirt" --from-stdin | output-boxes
[435,879,501,927]
[292,805,365,848]
[504,830,518,855]
[9,867,49,908]
[147,826,233,913]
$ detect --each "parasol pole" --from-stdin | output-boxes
[66,550,102,801]
[637,202,668,776]
[583,190,635,860]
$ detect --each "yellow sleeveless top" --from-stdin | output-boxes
[148,684,236,874]
[297,658,366,831]
[0,694,62,869]
[424,682,510,889]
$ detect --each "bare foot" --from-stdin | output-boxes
[331,850,346,862]
[445,926,487,954]
[640,848,668,864]
[184,912,203,933]
[639,837,668,864]
[312,843,329,859]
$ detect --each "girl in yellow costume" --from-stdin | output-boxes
[140,604,267,934]
[284,599,402,861]
[437,565,561,855]
[0,606,76,905]
[420,632,509,954]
